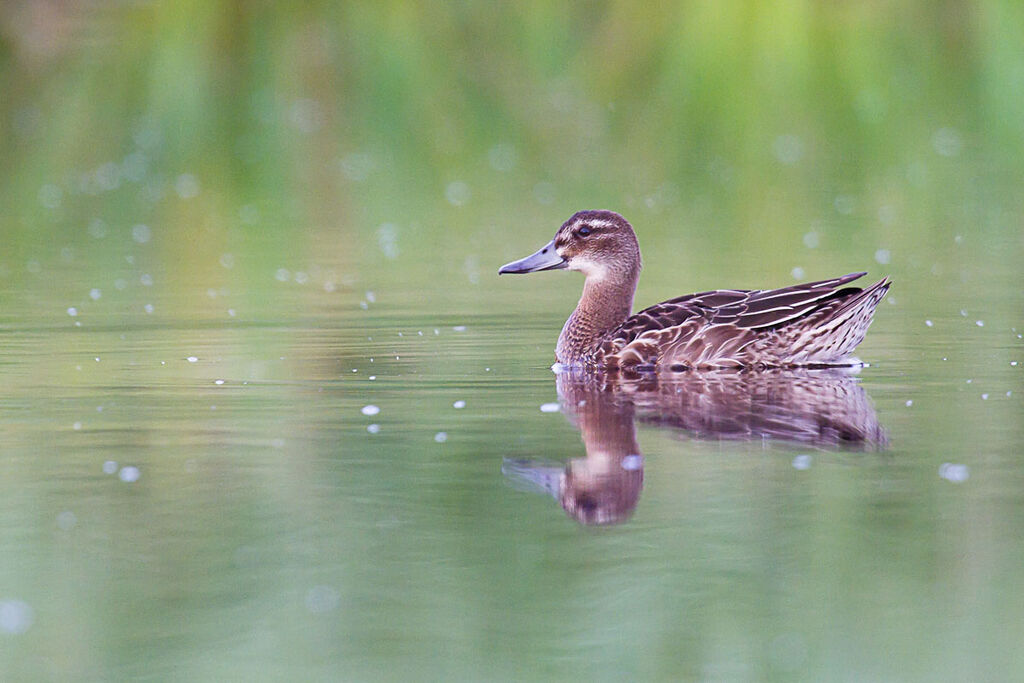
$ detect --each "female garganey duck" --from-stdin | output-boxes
[499,210,890,370]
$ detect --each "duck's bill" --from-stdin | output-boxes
[498,240,567,274]
[501,458,563,498]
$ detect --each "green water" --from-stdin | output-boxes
[2,2,1023,680]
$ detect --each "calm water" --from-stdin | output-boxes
[1,254,1021,680]
[3,2,1024,680]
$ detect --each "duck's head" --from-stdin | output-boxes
[498,210,641,281]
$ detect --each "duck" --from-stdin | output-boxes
[498,210,890,370]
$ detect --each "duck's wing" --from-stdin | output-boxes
[599,273,870,367]
[705,272,868,329]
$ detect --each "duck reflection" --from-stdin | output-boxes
[503,368,886,526]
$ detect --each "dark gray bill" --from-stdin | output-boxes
[498,239,567,274]
[501,458,563,498]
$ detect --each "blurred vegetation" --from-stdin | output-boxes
[2,1,1023,275]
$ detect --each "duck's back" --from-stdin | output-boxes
[593,273,890,369]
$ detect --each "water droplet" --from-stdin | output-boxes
[453,400,466,409]
[119,466,140,483]
[0,600,34,634]
[792,454,813,470]
[131,224,151,244]
[102,460,118,474]
[932,127,963,157]
[939,463,969,483]
[288,99,324,135]
[339,153,375,182]
[304,585,340,613]
[67,307,78,317]
[874,249,891,265]
[186,356,199,363]
[925,320,933,327]
[239,204,259,224]
[367,424,380,434]
[976,320,984,327]
[539,402,560,413]
[361,405,380,416]
[877,205,897,226]
[445,181,471,206]
[38,184,62,209]
[434,432,448,443]
[772,134,803,165]
[57,511,77,531]
[488,143,518,172]
[834,195,856,215]
[621,454,643,471]
[790,267,805,280]
[175,173,200,199]
[905,400,913,407]
[377,224,399,260]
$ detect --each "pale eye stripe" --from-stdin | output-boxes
[576,219,616,230]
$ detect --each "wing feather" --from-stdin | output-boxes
[596,273,878,368]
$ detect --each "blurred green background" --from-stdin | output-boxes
[3,0,1023,293]
[2,1,1023,681]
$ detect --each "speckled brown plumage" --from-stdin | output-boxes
[499,210,890,369]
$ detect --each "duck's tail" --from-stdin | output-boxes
[798,277,891,363]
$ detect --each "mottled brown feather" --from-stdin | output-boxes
[499,211,890,369]
[593,273,889,369]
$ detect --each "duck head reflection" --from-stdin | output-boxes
[504,367,887,526]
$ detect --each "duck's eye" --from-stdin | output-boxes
[577,226,592,237]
